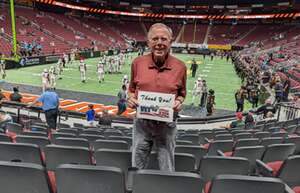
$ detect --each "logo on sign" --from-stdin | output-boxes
[140,105,170,118]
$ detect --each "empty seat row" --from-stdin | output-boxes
[0,161,295,193]
[178,130,298,145]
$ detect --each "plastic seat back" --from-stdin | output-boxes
[133,169,204,193]
[209,174,286,193]
[56,164,126,193]
[0,142,43,165]
[0,161,51,193]
[44,144,91,171]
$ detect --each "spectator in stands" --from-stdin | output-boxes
[274,80,283,103]
[10,87,22,102]
[86,104,95,126]
[117,85,127,116]
[28,86,59,130]
[256,98,276,119]
[245,110,255,129]
[222,112,245,129]
[128,23,186,172]
[0,111,12,132]
[98,109,112,127]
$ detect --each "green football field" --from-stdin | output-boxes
[5,53,253,111]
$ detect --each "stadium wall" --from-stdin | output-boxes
[5,49,125,69]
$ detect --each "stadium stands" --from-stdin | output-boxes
[2,6,299,56]
[208,25,253,45]
[0,110,299,193]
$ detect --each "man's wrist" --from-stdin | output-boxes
[175,97,184,104]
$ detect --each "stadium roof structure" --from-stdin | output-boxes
[79,0,300,10]
[35,0,300,20]
[98,0,299,6]
[35,0,300,15]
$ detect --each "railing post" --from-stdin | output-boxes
[277,103,281,121]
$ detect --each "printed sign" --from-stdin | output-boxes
[137,91,175,122]
[45,55,60,63]
[25,57,40,66]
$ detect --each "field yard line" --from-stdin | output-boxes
[199,71,238,75]
[188,81,240,87]
[197,74,208,77]
[6,80,118,97]
[187,90,234,96]
[31,72,122,84]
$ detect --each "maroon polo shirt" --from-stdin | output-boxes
[129,53,187,100]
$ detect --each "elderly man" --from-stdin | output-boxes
[128,23,187,171]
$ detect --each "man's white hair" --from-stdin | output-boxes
[147,23,173,40]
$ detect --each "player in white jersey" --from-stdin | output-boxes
[69,50,76,65]
[97,59,105,83]
[122,74,129,90]
[56,57,63,79]
[108,56,113,74]
[49,66,57,89]
[79,59,87,83]
[191,77,203,105]
[0,55,6,79]
[41,68,50,92]
[63,52,69,67]
[114,55,119,73]
[119,52,125,71]
[117,55,122,73]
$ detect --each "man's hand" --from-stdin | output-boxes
[173,99,183,112]
[127,97,138,109]
[27,102,33,108]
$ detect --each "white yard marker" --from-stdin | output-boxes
[198,74,208,77]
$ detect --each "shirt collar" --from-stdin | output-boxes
[148,53,172,70]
